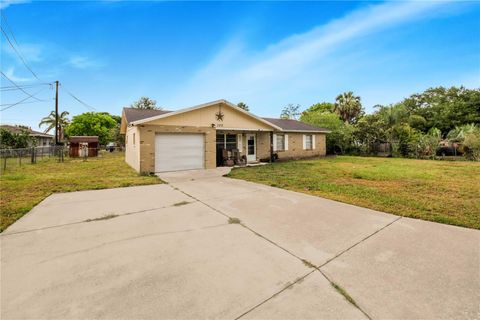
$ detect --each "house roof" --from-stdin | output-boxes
[262,118,330,133]
[122,100,330,133]
[0,124,54,138]
[129,99,283,131]
[123,108,172,123]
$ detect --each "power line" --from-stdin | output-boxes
[0,83,51,91]
[61,85,97,111]
[0,13,42,82]
[0,71,47,101]
[0,98,52,107]
[0,87,49,111]
[1,27,41,82]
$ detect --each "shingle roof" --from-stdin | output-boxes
[122,107,329,133]
[261,118,329,132]
[0,124,54,138]
[123,108,172,123]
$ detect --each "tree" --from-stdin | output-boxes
[280,104,301,120]
[102,113,125,146]
[130,97,160,110]
[334,92,363,124]
[300,111,353,154]
[463,127,480,161]
[402,86,480,134]
[39,111,70,141]
[354,114,386,154]
[0,128,34,148]
[237,102,249,111]
[417,128,442,159]
[302,102,334,116]
[65,112,117,145]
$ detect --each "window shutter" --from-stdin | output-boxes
[312,134,316,149]
[302,135,306,150]
[273,134,277,151]
[237,134,243,152]
[284,134,289,151]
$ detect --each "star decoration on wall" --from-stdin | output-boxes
[215,111,224,121]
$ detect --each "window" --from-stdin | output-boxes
[276,134,285,151]
[126,135,128,145]
[305,134,313,150]
[225,134,237,151]
[133,133,135,145]
[216,133,237,151]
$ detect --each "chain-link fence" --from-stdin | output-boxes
[0,145,124,171]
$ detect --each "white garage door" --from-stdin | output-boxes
[155,134,204,172]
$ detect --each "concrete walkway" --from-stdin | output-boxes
[2,168,479,319]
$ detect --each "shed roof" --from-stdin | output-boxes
[69,136,99,143]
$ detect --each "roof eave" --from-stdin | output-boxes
[130,99,283,131]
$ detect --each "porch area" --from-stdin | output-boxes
[215,130,272,167]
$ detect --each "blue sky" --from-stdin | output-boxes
[1,1,479,131]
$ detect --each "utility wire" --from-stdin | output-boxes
[0,83,51,91]
[0,87,49,111]
[0,98,52,107]
[1,27,41,82]
[0,71,46,101]
[61,85,97,111]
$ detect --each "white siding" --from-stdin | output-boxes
[125,126,140,172]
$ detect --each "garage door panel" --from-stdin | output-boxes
[155,134,204,172]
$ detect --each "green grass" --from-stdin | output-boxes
[0,152,161,232]
[228,217,241,224]
[85,213,119,222]
[226,156,480,229]
[331,282,359,307]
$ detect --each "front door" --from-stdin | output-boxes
[246,134,256,162]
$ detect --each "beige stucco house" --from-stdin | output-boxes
[120,99,329,173]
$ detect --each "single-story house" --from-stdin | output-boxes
[69,136,99,157]
[0,124,53,146]
[120,99,329,173]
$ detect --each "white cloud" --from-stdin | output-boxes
[67,55,104,69]
[0,0,29,10]
[2,41,44,62]
[4,66,32,82]
[168,1,456,110]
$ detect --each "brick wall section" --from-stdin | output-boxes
[275,133,326,160]
[138,124,216,173]
[256,132,271,160]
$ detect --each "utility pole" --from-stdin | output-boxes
[55,80,59,145]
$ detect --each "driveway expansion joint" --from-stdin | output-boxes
[170,182,378,319]
[234,269,317,320]
[1,200,199,236]
[319,215,403,269]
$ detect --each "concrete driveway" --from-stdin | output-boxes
[2,168,479,319]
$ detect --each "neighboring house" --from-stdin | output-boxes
[69,136,99,157]
[120,99,329,173]
[0,124,54,146]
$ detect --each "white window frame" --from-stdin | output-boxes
[276,134,285,151]
[304,134,313,150]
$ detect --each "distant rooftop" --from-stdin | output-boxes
[0,124,53,138]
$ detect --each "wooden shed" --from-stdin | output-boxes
[69,136,99,157]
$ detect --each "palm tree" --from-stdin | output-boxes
[39,111,70,141]
[447,124,477,156]
[334,92,362,124]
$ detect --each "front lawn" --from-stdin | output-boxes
[0,152,161,232]
[227,156,480,229]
